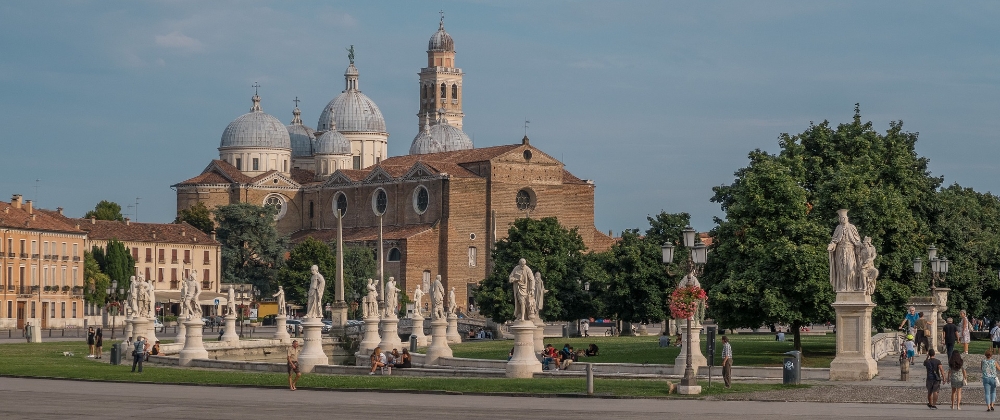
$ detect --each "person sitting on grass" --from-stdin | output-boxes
[585,343,599,357]
[369,346,386,375]
[674,333,683,347]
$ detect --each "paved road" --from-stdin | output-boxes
[0,377,978,419]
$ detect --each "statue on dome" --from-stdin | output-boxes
[346,45,355,64]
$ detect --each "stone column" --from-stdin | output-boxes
[356,316,382,364]
[178,318,208,366]
[378,313,403,352]
[175,320,187,345]
[328,301,348,337]
[673,319,707,375]
[425,317,453,365]
[220,314,239,342]
[273,315,291,342]
[532,317,545,354]
[506,320,542,378]
[446,313,462,344]
[829,291,878,380]
[28,323,42,343]
[123,316,134,340]
[297,317,328,372]
[410,313,428,346]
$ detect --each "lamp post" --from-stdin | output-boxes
[350,291,361,320]
[913,245,949,298]
[662,226,708,391]
[105,281,125,340]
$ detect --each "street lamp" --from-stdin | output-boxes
[913,245,949,291]
[662,225,709,391]
[105,281,126,340]
[350,291,361,320]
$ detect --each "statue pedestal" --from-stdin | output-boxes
[178,318,208,366]
[830,291,878,381]
[533,317,545,354]
[378,314,403,351]
[273,315,291,342]
[297,318,328,372]
[328,301,348,337]
[425,317,453,365]
[674,319,707,375]
[357,316,382,363]
[410,313,428,346]
[909,288,950,354]
[506,320,542,378]
[175,321,187,345]
[124,316,134,340]
[130,317,149,343]
[446,314,462,344]
[144,317,158,344]
[220,314,240,342]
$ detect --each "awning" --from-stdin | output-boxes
[155,290,230,306]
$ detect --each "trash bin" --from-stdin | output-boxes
[110,344,120,365]
[561,325,569,338]
[409,335,418,352]
[783,350,801,385]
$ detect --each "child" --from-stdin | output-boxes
[904,334,916,365]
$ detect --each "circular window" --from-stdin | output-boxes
[523,150,533,160]
[516,188,535,211]
[263,194,288,220]
[470,233,476,240]
[372,188,388,216]
[413,186,429,215]
[272,179,278,184]
[333,192,348,218]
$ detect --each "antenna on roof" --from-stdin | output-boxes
[135,197,141,222]
[524,119,530,137]
[33,179,40,206]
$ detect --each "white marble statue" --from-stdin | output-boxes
[127,275,139,316]
[384,277,400,317]
[363,278,379,319]
[273,286,286,316]
[178,277,189,318]
[509,259,534,321]
[306,265,325,318]
[828,209,864,293]
[860,236,879,296]
[185,271,203,318]
[135,275,151,318]
[146,278,157,319]
[431,275,446,320]
[448,286,457,315]
[227,285,236,316]
[533,272,546,316]
[412,285,424,317]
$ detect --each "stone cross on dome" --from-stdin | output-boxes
[293,96,300,108]
[250,82,262,112]
[439,10,445,27]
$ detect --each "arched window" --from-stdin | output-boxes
[333,192,348,218]
[452,84,458,100]
[441,83,447,99]
[388,248,401,262]
[420,84,426,99]
[516,188,535,211]
[468,247,477,267]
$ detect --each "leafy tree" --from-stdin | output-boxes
[276,237,337,309]
[474,217,600,322]
[175,202,215,235]
[600,230,672,328]
[104,239,135,293]
[340,245,377,319]
[84,200,124,221]
[90,245,107,272]
[214,203,287,294]
[932,184,1000,319]
[83,251,111,305]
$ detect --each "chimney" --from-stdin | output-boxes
[3,207,8,214]
[181,229,186,237]
[25,200,33,214]
[90,217,96,224]
[30,214,36,221]
[211,230,217,241]
[152,232,156,239]
[125,217,130,226]
[11,194,21,209]
[56,207,63,215]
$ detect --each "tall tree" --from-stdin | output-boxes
[340,245,376,319]
[104,239,135,293]
[214,203,287,293]
[474,217,599,322]
[175,202,215,235]
[600,229,672,327]
[84,200,124,221]
[275,237,337,309]
[932,184,1000,319]
[90,245,107,272]
[83,251,111,305]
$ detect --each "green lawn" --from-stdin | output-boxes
[446,334,838,368]
[0,341,803,397]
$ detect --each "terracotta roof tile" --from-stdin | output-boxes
[290,224,436,244]
[73,219,219,245]
[562,169,587,184]
[588,227,618,253]
[290,168,316,185]
[0,200,84,234]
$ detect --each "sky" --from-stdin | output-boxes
[1,1,999,234]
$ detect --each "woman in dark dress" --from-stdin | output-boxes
[398,348,412,368]
[86,327,96,358]
[94,328,104,359]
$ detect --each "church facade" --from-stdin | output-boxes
[174,18,613,309]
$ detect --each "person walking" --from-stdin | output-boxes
[983,350,999,412]
[900,306,919,334]
[991,321,1000,354]
[914,312,929,354]
[286,340,301,390]
[960,310,972,355]
[721,335,733,389]
[947,350,966,410]
[924,348,944,409]
[86,327,96,358]
[131,336,146,373]
[94,328,104,359]
[943,318,959,358]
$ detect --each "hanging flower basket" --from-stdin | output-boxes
[669,286,707,319]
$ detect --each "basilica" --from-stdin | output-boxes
[174,17,614,308]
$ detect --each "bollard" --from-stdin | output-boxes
[901,356,909,381]
[586,363,594,395]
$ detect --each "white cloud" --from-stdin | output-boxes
[154,31,204,52]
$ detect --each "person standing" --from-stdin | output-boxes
[900,306,919,334]
[24,322,31,343]
[960,310,972,355]
[582,319,589,337]
[984,350,999,412]
[721,335,733,389]
[287,340,301,390]
[914,312,929,354]
[94,328,104,359]
[943,318,959,358]
[86,327,96,358]
[131,336,146,373]
[948,350,966,410]
[924,348,944,409]
[990,321,1000,354]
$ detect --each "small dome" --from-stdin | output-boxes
[315,125,351,155]
[220,95,291,150]
[409,115,472,155]
[286,107,316,158]
[428,18,454,52]
[317,63,388,134]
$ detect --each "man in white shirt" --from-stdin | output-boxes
[721,335,733,389]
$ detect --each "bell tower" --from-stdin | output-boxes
[418,13,464,130]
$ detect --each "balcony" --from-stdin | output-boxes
[72,256,80,262]
[145,258,152,263]
[202,281,212,290]
[170,281,179,290]
[6,252,13,258]
[171,259,178,264]
[204,260,211,265]
[183,259,191,264]
[158,259,165,264]
[20,253,28,258]
[62,256,69,261]
[31,253,39,259]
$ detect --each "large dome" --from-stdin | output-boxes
[286,107,315,158]
[220,95,291,150]
[428,19,454,52]
[315,125,351,155]
[409,118,472,155]
[317,64,387,134]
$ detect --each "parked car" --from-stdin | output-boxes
[321,320,332,333]
[286,319,302,333]
[153,319,164,329]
